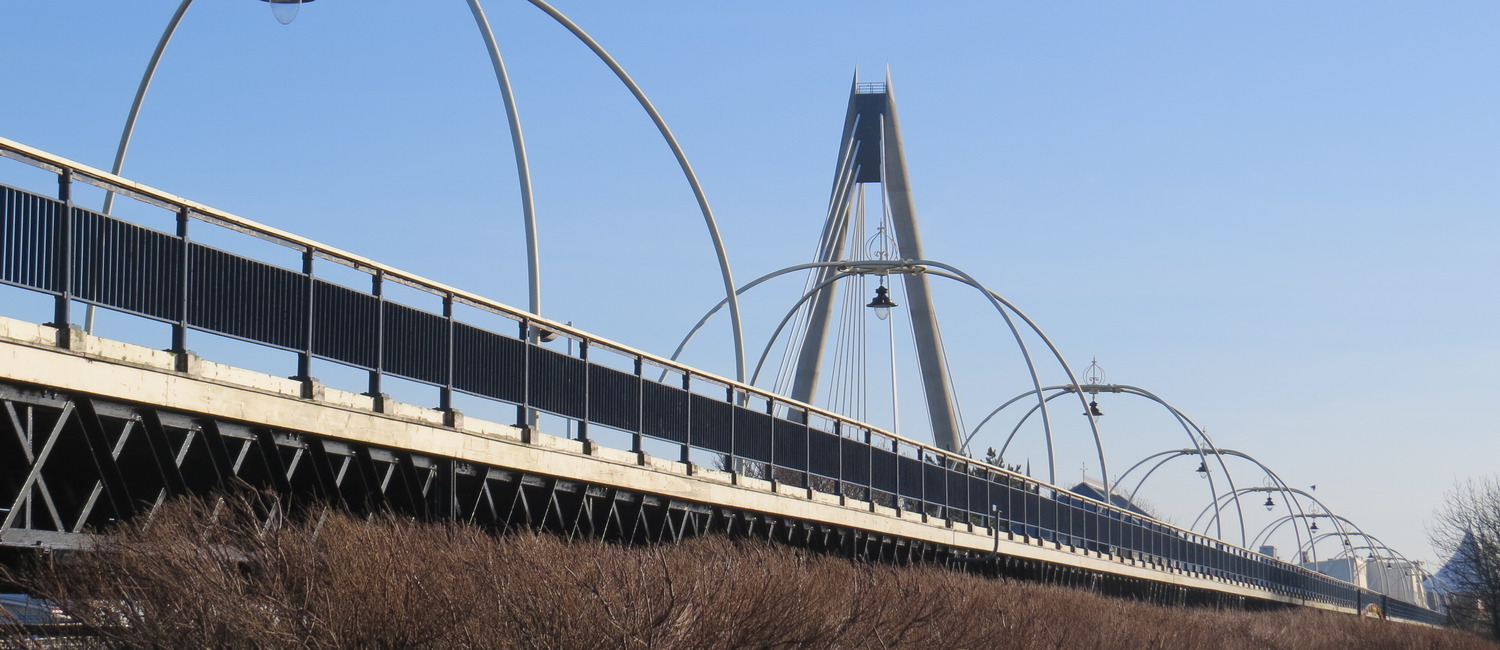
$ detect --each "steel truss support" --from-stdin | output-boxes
[0,379,1383,618]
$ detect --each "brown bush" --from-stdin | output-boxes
[4,495,1493,649]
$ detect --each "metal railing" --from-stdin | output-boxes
[0,136,1441,625]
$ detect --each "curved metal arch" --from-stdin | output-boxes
[1247,489,1353,542]
[1114,447,1234,543]
[525,0,745,382]
[748,271,858,387]
[920,266,1104,491]
[980,384,1227,477]
[1294,527,1410,566]
[1310,538,1403,563]
[106,0,543,318]
[1198,483,1327,538]
[101,0,191,217]
[965,387,1053,455]
[1125,448,1264,517]
[1335,543,1432,595]
[983,389,1156,526]
[973,383,1237,537]
[1330,544,1428,586]
[1252,511,1364,563]
[1118,438,1244,544]
[97,0,543,343]
[658,258,1103,487]
[1337,544,1409,562]
[468,0,540,316]
[111,1,754,384]
[986,390,1069,490]
[992,386,1228,489]
[1124,448,1310,551]
[1251,515,1324,566]
[664,261,852,373]
[1186,483,1313,553]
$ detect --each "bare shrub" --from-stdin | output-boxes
[1432,476,1500,640]
[4,494,1493,649]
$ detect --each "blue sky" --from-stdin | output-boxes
[3,1,1497,567]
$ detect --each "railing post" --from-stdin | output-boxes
[517,319,530,441]
[632,357,644,458]
[984,467,993,534]
[941,453,950,522]
[170,206,190,369]
[296,247,315,397]
[440,294,457,427]
[51,169,73,348]
[833,420,843,499]
[366,271,385,412]
[919,448,927,518]
[576,340,589,445]
[765,397,776,483]
[802,411,811,490]
[724,385,734,474]
[864,428,872,504]
[680,372,692,466]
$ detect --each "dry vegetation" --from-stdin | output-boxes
[2,496,1492,649]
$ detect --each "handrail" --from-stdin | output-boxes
[0,133,1111,515]
[0,135,1434,617]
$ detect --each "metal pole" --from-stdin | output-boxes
[465,0,541,318]
[525,0,747,384]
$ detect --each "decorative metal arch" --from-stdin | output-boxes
[969,383,1234,528]
[104,0,749,382]
[662,258,1106,488]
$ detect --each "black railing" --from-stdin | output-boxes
[0,138,1442,626]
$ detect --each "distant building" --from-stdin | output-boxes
[1304,556,1363,586]
[1428,529,1485,613]
[1302,556,1428,606]
[1366,559,1426,605]
[1068,478,1154,518]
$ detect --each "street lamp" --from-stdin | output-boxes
[867,283,897,320]
[260,0,313,25]
[1082,358,1105,417]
